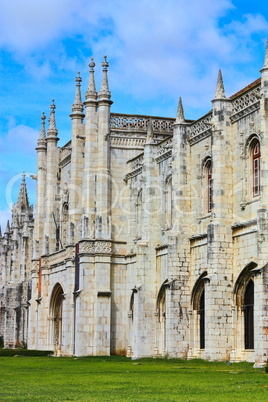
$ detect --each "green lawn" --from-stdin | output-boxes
[0,356,267,401]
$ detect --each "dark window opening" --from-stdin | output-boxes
[252,141,260,197]
[244,280,254,350]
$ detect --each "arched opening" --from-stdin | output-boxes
[244,280,254,349]
[127,289,137,357]
[49,283,64,355]
[199,289,205,349]
[234,262,256,356]
[156,281,167,356]
[191,272,207,352]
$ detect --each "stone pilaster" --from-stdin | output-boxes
[167,99,191,357]
[204,71,233,360]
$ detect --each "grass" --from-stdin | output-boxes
[0,356,267,401]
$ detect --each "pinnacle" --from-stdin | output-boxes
[85,58,97,100]
[38,112,46,142]
[47,99,58,135]
[214,69,226,99]
[5,220,10,234]
[17,172,30,210]
[175,97,185,123]
[72,72,84,113]
[98,55,111,100]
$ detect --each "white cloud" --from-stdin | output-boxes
[1,0,267,111]
[0,123,38,154]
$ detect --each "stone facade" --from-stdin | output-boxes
[1,45,268,366]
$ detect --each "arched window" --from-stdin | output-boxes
[136,190,142,238]
[252,141,261,197]
[207,160,212,212]
[165,176,172,228]
[244,280,254,349]
[202,158,212,214]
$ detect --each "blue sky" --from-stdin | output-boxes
[0,0,268,229]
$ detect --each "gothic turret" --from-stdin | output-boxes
[82,59,99,235]
[43,100,60,254]
[69,73,86,241]
[33,113,47,257]
[95,56,113,239]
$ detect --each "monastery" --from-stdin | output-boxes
[1,42,268,366]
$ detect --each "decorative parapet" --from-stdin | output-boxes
[156,138,172,163]
[188,112,212,145]
[41,246,75,267]
[110,113,174,133]
[230,84,261,123]
[60,141,72,167]
[79,240,112,254]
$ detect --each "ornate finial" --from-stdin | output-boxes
[214,69,226,99]
[98,55,111,99]
[0,225,2,238]
[72,72,84,113]
[102,55,109,70]
[175,97,185,123]
[47,99,58,135]
[85,58,97,100]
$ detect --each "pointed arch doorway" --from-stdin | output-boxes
[50,283,64,355]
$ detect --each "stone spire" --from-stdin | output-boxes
[17,172,30,211]
[98,56,111,100]
[175,97,185,124]
[0,225,2,237]
[85,58,97,100]
[5,220,10,234]
[72,72,83,112]
[214,69,226,99]
[47,99,58,136]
